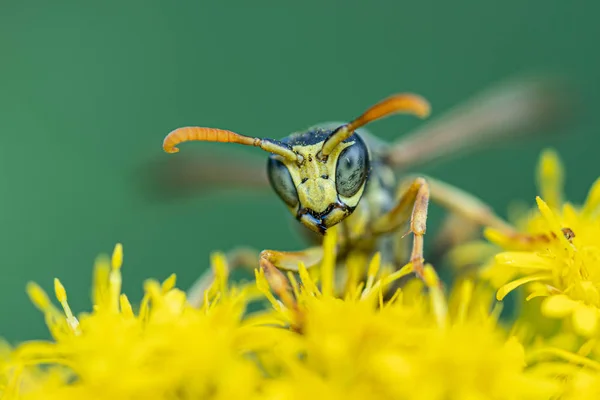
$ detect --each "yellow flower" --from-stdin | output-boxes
[521,343,600,400]
[256,227,562,400]
[0,212,574,399]
[484,149,600,337]
[1,244,279,400]
[562,367,600,399]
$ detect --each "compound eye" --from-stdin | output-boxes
[335,137,369,197]
[267,157,299,208]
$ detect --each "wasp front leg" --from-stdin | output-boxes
[187,245,326,308]
[370,177,430,279]
[259,246,326,272]
[258,246,328,314]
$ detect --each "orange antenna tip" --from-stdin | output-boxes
[321,92,431,157]
[347,93,431,131]
[392,94,431,118]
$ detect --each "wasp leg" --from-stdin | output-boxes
[187,247,260,308]
[259,253,298,313]
[390,174,519,267]
[259,246,327,329]
[259,246,326,272]
[403,174,558,268]
[371,177,430,279]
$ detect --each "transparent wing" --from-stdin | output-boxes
[137,151,270,201]
[384,75,575,170]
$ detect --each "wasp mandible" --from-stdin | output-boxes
[159,77,569,306]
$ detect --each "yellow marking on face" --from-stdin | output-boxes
[283,140,366,213]
[287,142,345,213]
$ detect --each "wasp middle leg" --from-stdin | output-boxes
[370,177,430,279]
[400,174,526,265]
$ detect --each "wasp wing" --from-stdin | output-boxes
[383,75,575,170]
[137,151,271,201]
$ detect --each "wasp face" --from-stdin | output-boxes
[267,129,370,235]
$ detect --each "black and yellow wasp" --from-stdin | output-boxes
[154,76,569,306]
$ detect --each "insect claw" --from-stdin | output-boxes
[401,229,412,239]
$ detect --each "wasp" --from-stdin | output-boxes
[158,76,569,306]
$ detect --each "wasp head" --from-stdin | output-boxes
[162,93,429,236]
[267,128,370,235]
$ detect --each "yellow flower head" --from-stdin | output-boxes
[1,244,273,400]
[256,227,562,400]
[563,367,600,400]
[485,149,600,337]
[0,195,580,399]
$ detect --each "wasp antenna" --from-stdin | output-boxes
[163,127,258,153]
[163,126,298,162]
[321,94,430,157]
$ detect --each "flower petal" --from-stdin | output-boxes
[572,304,598,337]
[496,273,551,301]
[495,252,554,270]
[583,177,600,216]
[536,197,573,252]
[536,148,564,210]
[541,295,577,318]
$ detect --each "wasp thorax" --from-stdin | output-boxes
[266,130,370,234]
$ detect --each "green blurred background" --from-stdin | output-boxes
[0,1,597,341]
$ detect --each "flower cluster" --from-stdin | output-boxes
[1,150,599,399]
